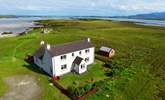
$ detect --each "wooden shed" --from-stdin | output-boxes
[99,46,115,58]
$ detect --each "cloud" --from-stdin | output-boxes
[109,0,165,13]
[0,0,165,16]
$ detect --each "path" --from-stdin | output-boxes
[0,75,42,100]
[12,39,31,61]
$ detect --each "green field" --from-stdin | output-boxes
[0,19,165,100]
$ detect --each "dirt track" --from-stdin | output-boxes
[0,75,42,100]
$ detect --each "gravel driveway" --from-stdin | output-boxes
[0,75,42,100]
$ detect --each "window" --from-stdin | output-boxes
[61,64,67,70]
[81,64,85,69]
[79,51,81,55]
[61,55,66,60]
[72,53,74,57]
[85,57,89,62]
[85,49,90,53]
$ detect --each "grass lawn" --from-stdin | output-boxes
[58,60,107,88]
[0,19,165,100]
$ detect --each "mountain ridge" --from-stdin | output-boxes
[111,12,165,20]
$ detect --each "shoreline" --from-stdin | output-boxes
[0,24,43,38]
[0,34,16,38]
[0,18,165,39]
[0,28,34,38]
[0,18,43,38]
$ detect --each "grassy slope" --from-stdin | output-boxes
[0,19,165,100]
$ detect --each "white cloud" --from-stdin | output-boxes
[109,0,165,13]
[0,0,165,16]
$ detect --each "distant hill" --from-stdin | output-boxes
[0,12,165,20]
[0,15,18,18]
[128,12,165,19]
[111,12,165,20]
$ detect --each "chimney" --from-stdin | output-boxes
[47,44,51,50]
[40,41,45,45]
[87,38,91,42]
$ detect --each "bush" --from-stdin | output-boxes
[73,81,79,86]
[93,80,107,89]
[104,61,113,69]
[84,83,93,92]
[67,86,83,96]
[78,87,86,96]
[67,85,77,96]
[92,80,114,95]
[67,83,93,96]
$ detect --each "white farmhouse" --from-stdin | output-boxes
[33,38,95,77]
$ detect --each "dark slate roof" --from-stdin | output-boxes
[73,56,83,65]
[34,45,46,58]
[48,39,93,56]
[34,39,93,58]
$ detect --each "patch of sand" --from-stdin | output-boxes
[0,34,15,38]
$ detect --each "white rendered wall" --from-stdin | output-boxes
[78,60,87,74]
[52,47,95,76]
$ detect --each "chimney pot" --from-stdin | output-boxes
[87,38,90,42]
[40,41,45,45]
[47,44,51,50]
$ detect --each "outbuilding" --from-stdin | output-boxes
[41,27,53,34]
[99,46,115,58]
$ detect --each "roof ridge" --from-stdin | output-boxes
[50,39,88,48]
[34,38,93,57]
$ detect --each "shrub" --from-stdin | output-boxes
[67,85,77,96]
[120,68,136,79]
[84,83,93,92]
[104,61,113,69]
[67,83,93,96]
[74,88,80,96]
[92,80,114,95]
[93,80,107,89]
[78,87,86,96]
[73,81,79,86]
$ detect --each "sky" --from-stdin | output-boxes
[0,0,165,16]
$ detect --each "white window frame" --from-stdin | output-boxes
[61,55,66,60]
[85,49,90,53]
[81,64,85,69]
[79,51,82,55]
[61,64,67,70]
[72,53,74,57]
[85,57,89,62]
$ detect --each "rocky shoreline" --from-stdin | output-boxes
[0,34,16,38]
[0,29,32,38]
[0,24,42,38]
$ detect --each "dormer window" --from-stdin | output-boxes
[85,49,90,53]
[61,55,66,60]
[72,53,74,57]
